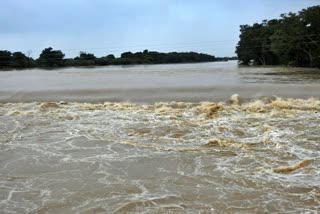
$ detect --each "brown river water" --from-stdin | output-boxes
[0,61,320,213]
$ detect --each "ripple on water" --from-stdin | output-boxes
[0,95,319,213]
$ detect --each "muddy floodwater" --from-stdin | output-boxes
[0,62,320,213]
[0,61,320,102]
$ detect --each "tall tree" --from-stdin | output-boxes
[12,52,29,68]
[74,52,96,66]
[0,50,12,68]
[236,6,320,67]
[299,6,320,67]
[38,47,65,67]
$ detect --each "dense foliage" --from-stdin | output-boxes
[236,6,320,67]
[0,48,223,69]
[38,47,65,67]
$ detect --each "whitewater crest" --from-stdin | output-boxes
[0,94,319,213]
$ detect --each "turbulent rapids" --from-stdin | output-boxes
[0,95,319,213]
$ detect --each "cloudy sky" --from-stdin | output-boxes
[0,0,319,58]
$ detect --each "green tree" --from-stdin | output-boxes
[38,47,65,67]
[0,50,12,68]
[236,21,279,65]
[74,52,96,66]
[121,52,133,58]
[236,6,320,67]
[79,52,96,60]
[299,6,320,67]
[106,54,115,60]
[12,52,29,68]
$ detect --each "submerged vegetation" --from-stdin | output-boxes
[0,48,226,70]
[236,6,320,67]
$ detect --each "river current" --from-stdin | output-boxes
[0,62,319,213]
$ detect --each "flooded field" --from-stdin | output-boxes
[0,62,320,213]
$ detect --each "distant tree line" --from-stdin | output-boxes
[0,47,230,69]
[236,6,320,67]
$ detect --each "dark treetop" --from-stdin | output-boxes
[0,48,233,70]
[236,6,320,68]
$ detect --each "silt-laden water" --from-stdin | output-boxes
[0,62,320,213]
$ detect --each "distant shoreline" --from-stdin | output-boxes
[0,48,237,71]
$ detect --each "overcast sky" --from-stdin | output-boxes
[0,0,319,58]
